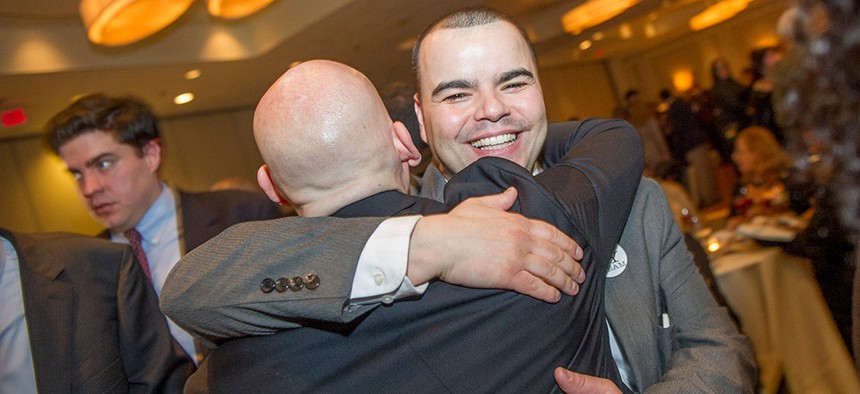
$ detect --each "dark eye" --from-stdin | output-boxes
[70,171,82,180]
[443,93,468,102]
[97,160,113,170]
[504,82,527,90]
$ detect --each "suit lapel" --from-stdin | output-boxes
[15,234,73,394]
[175,188,215,255]
[604,189,663,390]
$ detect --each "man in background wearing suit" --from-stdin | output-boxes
[43,94,282,363]
[166,7,755,392]
[0,227,193,393]
[173,58,639,392]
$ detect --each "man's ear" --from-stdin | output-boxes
[413,93,429,144]
[256,165,289,205]
[141,139,162,173]
[392,121,422,167]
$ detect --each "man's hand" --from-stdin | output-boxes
[408,187,584,303]
[554,367,622,394]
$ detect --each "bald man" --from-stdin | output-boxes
[167,60,641,392]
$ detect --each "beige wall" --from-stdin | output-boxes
[0,107,263,234]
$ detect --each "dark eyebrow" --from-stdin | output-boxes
[431,79,477,97]
[84,153,116,168]
[496,68,534,85]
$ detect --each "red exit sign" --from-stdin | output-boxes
[2,108,27,127]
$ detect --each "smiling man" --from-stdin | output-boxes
[163,7,754,392]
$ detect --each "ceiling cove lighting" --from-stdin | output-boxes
[689,0,751,32]
[79,0,276,46]
[207,0,275,19]
[562,0,641,36]
[80,0,195,46]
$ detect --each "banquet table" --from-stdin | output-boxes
[711,245,860,393]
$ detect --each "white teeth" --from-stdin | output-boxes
[471,133,516,150]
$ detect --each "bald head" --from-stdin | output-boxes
[254,60,418,216]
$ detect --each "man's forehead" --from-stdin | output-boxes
[419,22,535,81]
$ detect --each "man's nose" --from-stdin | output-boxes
[475,91,510,122]
[80,173,104,197]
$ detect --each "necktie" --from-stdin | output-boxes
[124,228,153,284]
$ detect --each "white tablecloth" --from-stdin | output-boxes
[712,246,860,393]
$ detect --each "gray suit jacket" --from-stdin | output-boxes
[4,228,194,393]
[602,179,755,392]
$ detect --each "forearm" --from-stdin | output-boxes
[540,118,644,259]
[161,216,384,343]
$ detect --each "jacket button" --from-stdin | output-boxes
[260,278,276,293]
[303,273,320,290]
[275,277,289,292]
[288,276,304,291]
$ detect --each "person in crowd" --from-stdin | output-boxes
[175,58,639,392]
[728,126,796,225]
[745,46,785,143]
[0,227,193,393]
[163,7,755,393]
[687,81,726,164]
[42,94,282,363]
[711,57,748,159]
[730,124,854,350]
[770,0,859,357]
[661,88,722,208]
[616,89,670,176]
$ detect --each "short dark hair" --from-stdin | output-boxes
[44,93,160,155]
[411,7,537,94]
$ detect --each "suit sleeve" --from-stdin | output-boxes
[643,183,757,392]
[116,245,195,393]
[446,118,643,269]
[161,216,385,345]
[538,118,643,263]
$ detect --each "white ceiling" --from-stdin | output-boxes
[0,0,783,141]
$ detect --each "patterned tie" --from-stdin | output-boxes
[124,228,153,284]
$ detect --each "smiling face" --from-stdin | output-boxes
[414,20,547,179]
[58,130,163,233]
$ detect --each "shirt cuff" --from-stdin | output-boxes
[349,215,425,305]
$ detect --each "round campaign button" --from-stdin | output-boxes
[606,244,628,278]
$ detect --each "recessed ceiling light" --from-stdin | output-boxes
[185,69,202,80]
[619,23,633,39]
[579,40,593,50]
[174,92,195,105]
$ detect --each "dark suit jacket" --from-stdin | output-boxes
[184,119,642,393]
[3,228,194,393]
[98,188,282,254]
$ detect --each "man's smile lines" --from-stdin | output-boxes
[471,133,516,150]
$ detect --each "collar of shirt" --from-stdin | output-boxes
[111,182,176,248]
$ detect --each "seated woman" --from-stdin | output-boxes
[732,126,854,350]
[728,126,801,226]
